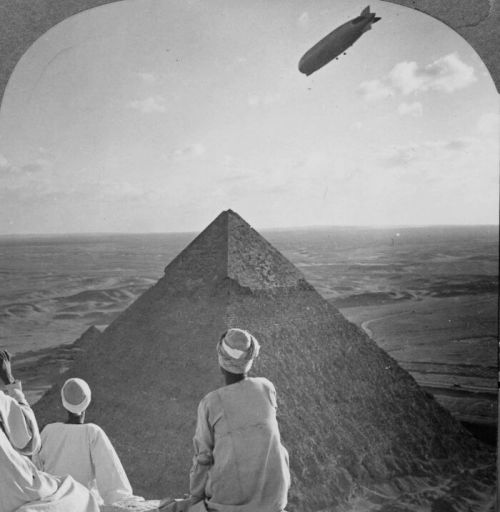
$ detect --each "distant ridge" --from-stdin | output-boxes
[34,210,493,511]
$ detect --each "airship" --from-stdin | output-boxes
[298,6,381,76]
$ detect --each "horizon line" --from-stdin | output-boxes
[0,223,498,238]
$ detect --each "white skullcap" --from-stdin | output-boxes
[61,378,91,415]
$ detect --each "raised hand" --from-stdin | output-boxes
[0,349,15,385]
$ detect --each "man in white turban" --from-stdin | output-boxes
[164,329,290,512]
[0,350,99,512]
[33,377,137,507]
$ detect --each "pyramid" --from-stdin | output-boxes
[34,210,491,510]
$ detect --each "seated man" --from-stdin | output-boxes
[166,328,290,512]
[33,377,136,507]
[0,349,99,512]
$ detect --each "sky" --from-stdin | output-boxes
[0,0,498,234]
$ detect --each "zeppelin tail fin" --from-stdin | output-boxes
[362,12,381,33]
[361,6,370,16]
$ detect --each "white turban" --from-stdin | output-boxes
[217,328,260,375]
[61,378,91,415]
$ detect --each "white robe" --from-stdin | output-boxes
[0,381,99,512]
[190,377,290,512]
[33,422,133,506]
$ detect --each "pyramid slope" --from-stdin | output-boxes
[224,288,489,509]
[34,210,491,511]
[226,211,307,290]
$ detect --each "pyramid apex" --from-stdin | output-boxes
[221,208,243,219]
[208,208,244,226]
[162,210,308,291]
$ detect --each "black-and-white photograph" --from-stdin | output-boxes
[0,1,498,511]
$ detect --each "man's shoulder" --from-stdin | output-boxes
[200,388,221,405]
[200,377,276,401]
[43,422,100,435]
[249,376,275,391]
[83,422,110,445]
[43,421,63,430]
[248,377,277,407]
[45,422,102,432]
[84,422,104,434]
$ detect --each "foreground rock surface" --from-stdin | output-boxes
[34,210,495,511]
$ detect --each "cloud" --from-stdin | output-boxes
[0,155,52,179]
[216,173,252,184]
[444,139,469,151]
[358,53,476,101]
[397,102,423,117]
[0,153,9,171]
[92,180,148,201]
[172,143,206,160]
[293,151,329,171]
[128,95,167,113]
[380,137,479,169]
[137,72,157,84]
[382,145,419,168]
[390,54,476,93]
[356,80,393,101]
[363,135,497,218]
[0,177,153,210]
[477,112,499,136]
[425,53,476,91]
[298,12,309,28]
[21,159,52,174]
[211,155,256,186]
[247,93,282,107]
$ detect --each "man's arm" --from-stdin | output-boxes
[0,349,41,455]
[189,398,214,501]
[90,425,133,505]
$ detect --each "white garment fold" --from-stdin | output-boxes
[33,422,133,505]
[0,382,99,512]
[190,377,290,512]
[0,381,40,455]
[14,475,98,512]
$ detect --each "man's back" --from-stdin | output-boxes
[34,422,132,505]
[0,380,99,512]
[194,377,290,512]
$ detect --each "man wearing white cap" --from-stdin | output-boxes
[33,377,135,507]
[165,328,290,512]
[0,350,99,512]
